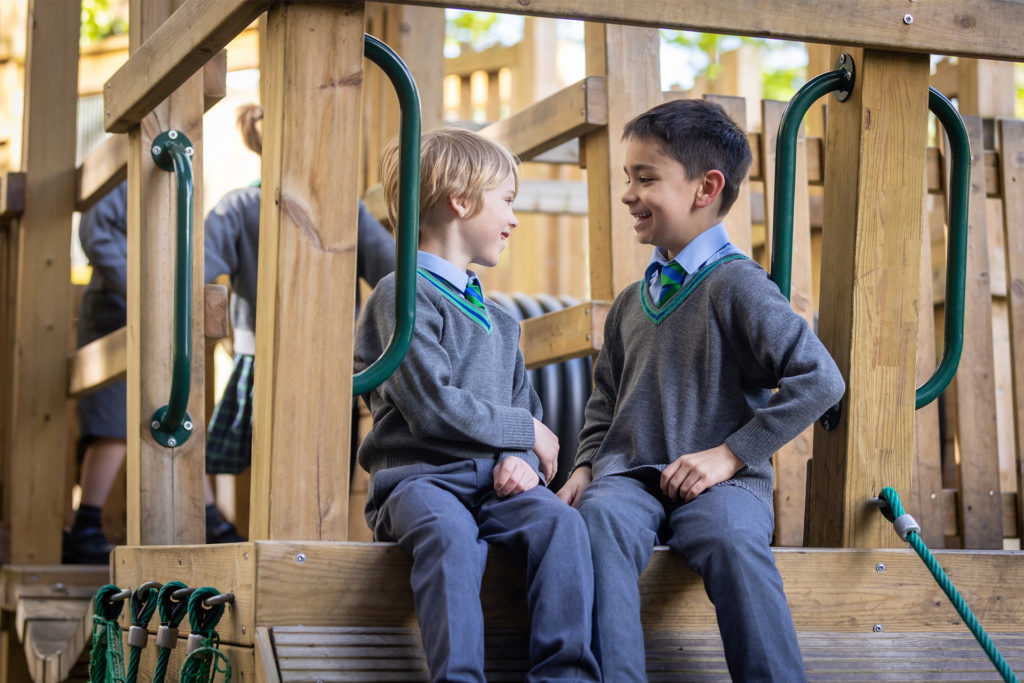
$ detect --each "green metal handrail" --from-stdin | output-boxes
[353,34,421,395]
[916,88,969,408]
[150,130,195,448]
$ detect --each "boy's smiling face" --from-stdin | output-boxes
[453,172,519,269]
[621,137,710,260]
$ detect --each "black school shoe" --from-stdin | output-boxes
[62,525,115,565]
[206,517,245,544]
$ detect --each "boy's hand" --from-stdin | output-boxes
[532,417,559,483]
[661,444,744,503]
[556,465,592,508]
[493,456,540,497]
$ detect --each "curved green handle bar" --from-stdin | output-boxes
[353,34,421,396]
[150,130,195,448]
[916,88,969,409]
[770,66,852,297]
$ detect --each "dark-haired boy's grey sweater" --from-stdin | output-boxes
[355,272,541,490]
[575,257,845,511]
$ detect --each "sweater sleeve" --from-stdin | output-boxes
[496,343,542,474]
[203,191,244,283]
[356,200,396,288]
[79,181,128,297]
[360,282,536,451]
[574,296,623,471]
[720,269,846,467]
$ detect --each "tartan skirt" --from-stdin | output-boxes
[206,354,254,474]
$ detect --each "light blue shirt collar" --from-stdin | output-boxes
[645,223,736,295]
[417,250,477,292]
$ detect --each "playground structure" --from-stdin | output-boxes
[2,0,1024,681]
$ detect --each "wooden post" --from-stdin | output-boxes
[124,0,207,546]
[1,0,78,564]
[250,1,365,542]
[806,48,931,548]
[582,23,661,301]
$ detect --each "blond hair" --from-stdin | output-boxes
[379,128,518,235]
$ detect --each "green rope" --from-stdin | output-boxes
[152,581,190,683]
[877,486,1020,683]
[90,585,127,683]
[125,583,160,683]
[180,587,230,683]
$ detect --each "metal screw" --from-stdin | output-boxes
[989,490,995,496]
[52,582,66,592]
[903,13,913,23]
[185,147,194,157]
[167,437,177,447]
[151,420,161,429]
[930,492,937,499]
[873,624,884,632]
[295,553,307,564]
[168,130,178,140]
[183,421,193,431]
[875,562,886,573]
[241,626,246,634]
[152,145,162,156]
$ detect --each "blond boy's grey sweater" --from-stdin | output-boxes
[575,257,846,511]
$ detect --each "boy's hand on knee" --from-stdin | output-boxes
[493,456,540,497]
[556,465,592,508]
[661,444,744,503]
[532,417,559,482]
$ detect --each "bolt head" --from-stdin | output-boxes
[296,553,307,564]
[873,624,884,632]
[167,437,177,447]
[903,13,913,23]
[151,420,161,429]
[875,562,886,573]
[183,421,193,431]
[152,145,162,156]
[185,147,194,157]
[168,130,178,139]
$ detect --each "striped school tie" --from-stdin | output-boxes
[464,277,487,313]
[657,261,686,305]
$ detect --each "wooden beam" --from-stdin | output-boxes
[519,301,609,369]
[0,172,25,220]
[250,2,364,542]
[445,43,520,78]
[478,76,607,162]
[807,48,931,548]
[3,0,79,565]
[399,0,1024,62]
[103,0,269,133]
[66,328,126,399]
[124,0,208,547]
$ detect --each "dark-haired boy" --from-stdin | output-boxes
[558,99,845,681]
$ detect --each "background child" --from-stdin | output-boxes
[355,128,600,682]
[558,99,845,681]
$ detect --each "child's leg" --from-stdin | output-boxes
[374,466,489,683]
[577,474,664,682]
[478,485,601,683]
[667,485,806,683]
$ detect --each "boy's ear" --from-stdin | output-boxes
[694,170,726,209]
[449,194,472,218]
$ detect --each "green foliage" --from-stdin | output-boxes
[80,0,127,45]
[445,11,500,53]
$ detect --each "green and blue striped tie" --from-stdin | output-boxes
[464,277,487,313]
[657,261,686,305]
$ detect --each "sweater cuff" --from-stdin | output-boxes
[500,408,536,450]
[724,419,775,468]
[572,447,599,473]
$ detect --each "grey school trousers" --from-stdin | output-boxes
[577,473,807,682]
[372,459,602,683]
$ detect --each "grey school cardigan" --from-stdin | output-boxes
[575,256,846,511]
[354,271,541,480]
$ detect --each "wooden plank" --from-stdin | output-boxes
[998,117,1024,546]
[582,23,661,301]
[112,543,255,646]
[397,0,1024,62]
[704,95,752,257]
[254,626,281,683]
[1,566,108,612]
[249,2,363,542]
[103,0,270,133]
[66,328,126,399]
[478,77,607,162]
[940,489,1019,539]
[4,0,79,565]
[762,98,815,547]
[807,48,931,548]
[519,301,608,369]
[953,115,1003,549]
[0,172,24,219]
[124,0,207,547]
[130,633,254,683]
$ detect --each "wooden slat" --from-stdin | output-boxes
[519,301,609,369]
[1,566,108,612]
[66,328,126,399]
[807,48,931,548]
[255,626,282,683]
[103,0,269,133]
[704,95,752,256]
[0,172,25,220]
[953,115,1003,548]
[249,2,363,542]
[940,489,1019,539]
[998,118,1024,546]
[398,0,1024,62]
[477,76,607,162]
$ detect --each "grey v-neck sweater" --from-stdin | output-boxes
[575,257,845,511]
[355,272,541,478]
